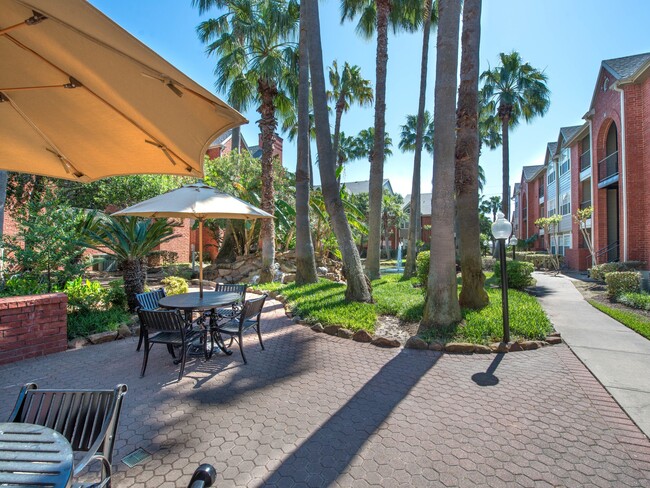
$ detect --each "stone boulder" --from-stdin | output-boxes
[323,325,341,336]
[311,324,324,333]
[88,331,118,345]
[473,344,492,354]
[429,342,445,351]
[404,336,428,350]
[352,330,373,343]
[371,337,401,348]
[545,336,562,345]
[445,342,475,354]
[337,328,354,339]
[489,342,508,353]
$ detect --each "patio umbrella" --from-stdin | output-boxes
[0,0,246,181]
[112,183,273,297]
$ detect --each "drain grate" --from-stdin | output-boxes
[121,448,151,468]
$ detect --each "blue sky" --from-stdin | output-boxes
[90,0,650,201]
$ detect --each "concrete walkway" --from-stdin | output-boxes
[534,271,650,438]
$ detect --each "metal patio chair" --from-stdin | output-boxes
[8,383,128,488]
[211,283,247,321]
[212,294,267,364]
[135,288,167,351]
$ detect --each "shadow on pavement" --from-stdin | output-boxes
[471,353,504,387]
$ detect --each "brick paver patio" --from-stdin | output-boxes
[1,298,649,487]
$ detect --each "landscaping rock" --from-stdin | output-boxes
[549,331,561,337]
[474,344,492,354]
[68,337,88,349]
[311,324,324,333]
[317,266,328,276]
[323,325,341,336]
[520,341,540,351]
[117,324,132,339]
[276,294,285,302]
[445,343,475,354]
[131,325,140,337]
[352,330,373,343]
[337,328,354,339]
[88,331,118,345]
[546,336,562,345]
[489,342,509,353]
[429,342,445,351]
[282,273,296,284]
[371,337,401,348]
[508,342,523,352]
[405,336,428,350]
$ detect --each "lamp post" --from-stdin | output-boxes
[492,211,512,343]
[509,237,518,260]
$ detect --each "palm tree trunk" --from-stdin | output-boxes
[123,258,145,312]
[295,0,318,285]
[456,0,488,310]
[305,0,371,302]
[366,0,390,280]
[308,146,314,188]
[500,110,510,218]
[420,0,462,331]
[333,96,345,178]
[403,0,433,279]
[257,80,278,283]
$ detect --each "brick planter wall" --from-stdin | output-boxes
[0,294,68,365]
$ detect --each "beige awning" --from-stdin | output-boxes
[0,0,247,181]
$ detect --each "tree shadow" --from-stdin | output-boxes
[471,353,504,387]
[261,349,441,487]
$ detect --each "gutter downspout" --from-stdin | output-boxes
[588,118,595,264]
[614,83,628,261]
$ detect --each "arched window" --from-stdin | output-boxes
[599,122,619,182]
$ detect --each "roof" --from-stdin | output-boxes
[403,193,432,216]
[545,142,558,164]
[248,145,262,158]
[512,182,521,199]
[559,126,583,145]
[602,52,650,80]
[341,179,393,195]
[208,129,251,152]
[522,164,545,181]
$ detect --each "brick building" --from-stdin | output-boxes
[513,51,650,271]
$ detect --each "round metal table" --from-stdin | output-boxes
[158,291,242,358]
[0,422,73,488]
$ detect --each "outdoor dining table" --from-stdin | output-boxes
[158,291,241,358]
[0,422,74,488]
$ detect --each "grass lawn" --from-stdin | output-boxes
[588,299,650,341]
[252,272,552,344]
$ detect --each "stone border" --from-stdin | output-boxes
[257,290,563,354]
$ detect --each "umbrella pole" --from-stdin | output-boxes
[199,218,204,298]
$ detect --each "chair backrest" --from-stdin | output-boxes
[8,383,127,462]
[240,294,267,325]
[215,283,247,304]
[138,309,185,334]
[135,288,166,311]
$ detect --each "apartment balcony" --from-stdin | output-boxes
[598,151,619,188]
[580,151,591,172]
[580,199,592,210]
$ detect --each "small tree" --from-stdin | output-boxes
[535,215,562,272]
[574,206,595,266]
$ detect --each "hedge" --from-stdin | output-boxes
[618,292,650,311]
[518,253,564,270]
[493,260,535,290]
[589,261,645,282]
[605,271,641,299]
[416,251,430,288]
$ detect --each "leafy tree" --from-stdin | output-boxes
[481,51,551,217]
[574,206,595,266]
[420,0,462,331]
[480,195,502,221]
[341,0,422,280]
[354,127,393,164]
[3,186,85,293]
[535,215,562,272]
[398,111,434,154]
[78,214,178,311]
[195,0,300,283]
[381,191,405,258]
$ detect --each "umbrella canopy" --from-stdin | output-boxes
[0,0,246,181]
[113,183,273,296]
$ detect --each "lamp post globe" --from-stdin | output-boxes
[509,237,518,260]
[491,211,512,240]
[491,211,512,343]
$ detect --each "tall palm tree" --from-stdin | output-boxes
[420,0,461,331]
[337,132,364,168]
[78,214,177,311]
[354,127,393,164]
[306,0,372,302]
[341,0,421,280]
[403,0,437,280]
[398,111,434,153]
[328,61,374,170]
[455,0,487,310]
[295,0,318,284]
[480,51,550,218]
[480,195,502,221]
[195,0,299,283]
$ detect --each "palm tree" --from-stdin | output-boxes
[398,111,434,153]
[341,0,421,280]
[381,191,404,259]
[403,0,437,280]
[420,0,462,331]
[295,0,318,284]
[455,0,487,310]
[480,51,550,218]
[328,61,373,171]
[305,0,372,302]
[337,132,364,169]
[78,214,177,311]
[480,195,502,221]
[354,127,393,164]
[195,0,300,283]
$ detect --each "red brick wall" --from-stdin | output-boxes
[157,219,191,263]
[516,173,545,251]
[0,293,68,365]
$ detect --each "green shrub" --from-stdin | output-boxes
[67,308,130,339]
[64,277,107,313]
[106,279,128,310]
[605,271,641,299]
[589,261,645,281]
[493,260,535,289]
[416,251,430,288]
[0,276,48,297]
[482,256,496,271]
[618,292,650,311]
[519,253,564,270]
[161,276,189,296]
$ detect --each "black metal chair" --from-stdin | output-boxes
[8,383,128,488]
[135,288,167,351]
[213,294,267,364]
[187,464,217,488]
[138,309,202,381]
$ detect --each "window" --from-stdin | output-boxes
[559,149,571,175]
[538,179,545,198]
[560,193,571,215]
[580,134,591,171]
[580,180,592,209]
[547,201,556,217]
[547,167,556,185]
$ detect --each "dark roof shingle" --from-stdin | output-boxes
[522,164,545,181]
[603,52,650,80]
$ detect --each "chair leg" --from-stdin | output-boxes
[136,326,144,352]
[238,333,247,364]
[166,344,177,359]
[256,323,265,350]
[140,342,151,377]
[179,344,189,381]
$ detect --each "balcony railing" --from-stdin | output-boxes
[580,151,591,172]
[580,199,592,210]
[598,151,618,183]
[538,187,545,199]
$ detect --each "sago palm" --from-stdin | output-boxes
[480,51,550,218]
[195,0,299,283]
